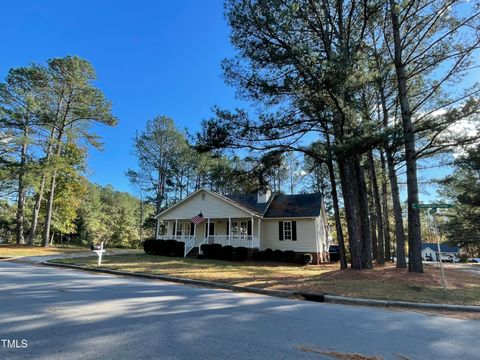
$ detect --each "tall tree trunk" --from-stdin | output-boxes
[389,0,423,272]
[42,168,57,247]
[367,173,378,261]
[154,168,166,237]
[385,148,407,268]
[337,157,362,269]
[27,127,56,246]
[356,158,373,269]
[376,67,407,268]
[368,150,385,265]
[15,125,28,245]
[338,154,372,269]
[325,132,347,269]
[42,128,65,248]
[380,150,392,262]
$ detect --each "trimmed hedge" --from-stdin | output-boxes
[143,239,154,254]
[221,245,234,260]
[233,246,248,261]
[143,239,185,257]
[264,248,273,261]
[211,244,223,259]
[284,250,296,262]
[273,249,284,262]
[174,241,185,257]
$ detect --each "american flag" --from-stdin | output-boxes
[190,213,206,225]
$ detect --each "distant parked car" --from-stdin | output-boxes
[468,258,480,263]
[441,254,459,263]
[329,245,340,262]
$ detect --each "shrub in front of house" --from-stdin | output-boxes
[211,244,223,259]
[264,248,273,261]
[251,249,260,261]
[233,246,248,261]
[222,245,234,260]
[174,241,185,257]
[200,243,223,259]
[284,250,296,263]
[164,240,177,256]
[273,249,284,262]
[200,243,211,256]
[252,250,264,261]
[150,240,161,255]
[143,239,154,254]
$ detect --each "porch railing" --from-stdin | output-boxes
[204,235,259,249]
[157,235,195,241]
[184,237,196,257]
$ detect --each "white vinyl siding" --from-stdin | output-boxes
[260,219,318,252]
[158,190,253,220]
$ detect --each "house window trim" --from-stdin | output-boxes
[231,220,248,237]
[176,221,191,236]
[283,221,292,241]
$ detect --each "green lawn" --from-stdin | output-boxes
[51,253,480,306]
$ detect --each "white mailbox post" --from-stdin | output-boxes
[93,241,106,266]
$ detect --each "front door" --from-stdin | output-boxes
[205,222,215,237]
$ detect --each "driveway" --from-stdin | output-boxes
[0,262,479,360]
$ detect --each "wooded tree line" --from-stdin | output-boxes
[438,145,480,257]
[0,56,131,247]
[195,0,480,272]
[127,116,332,219]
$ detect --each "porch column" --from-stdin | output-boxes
[175,219,178,239]
[257,218,261,248]
[251,216,254,243]
[229,217,232,245]
[207,218,210,243]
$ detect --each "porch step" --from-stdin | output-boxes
[186,246,200,257]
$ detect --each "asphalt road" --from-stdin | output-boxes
[0,262,479,360]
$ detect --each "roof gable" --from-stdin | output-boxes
[155,188,258,219]
[155,189,323,219]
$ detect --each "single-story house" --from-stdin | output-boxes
[154,188,331,261]
[422,243,459,261]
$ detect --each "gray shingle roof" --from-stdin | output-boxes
[263,193,322,218]
[224,194,269,215]
[225,193,322,218]
[422,243,459,253]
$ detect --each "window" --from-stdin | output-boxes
[176,221,191,236]
[283,221,292,241]
[231,221,248,236]
[279,220,296,241]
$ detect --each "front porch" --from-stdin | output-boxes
[156,217,261,256]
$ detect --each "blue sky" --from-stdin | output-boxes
[0,0,244,194]
[0,0,467,202]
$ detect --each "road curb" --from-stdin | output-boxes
[42,261,480,313]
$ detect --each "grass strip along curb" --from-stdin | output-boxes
[43,261,480,313]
